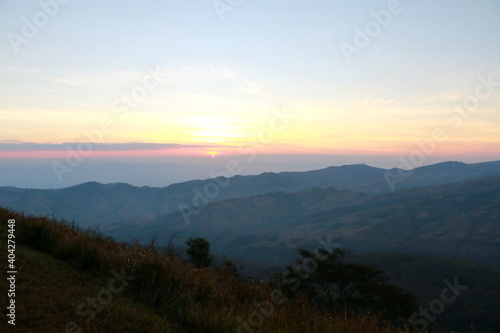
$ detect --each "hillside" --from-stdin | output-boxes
[0,207,408,333]
[348,252,500,333]
[0,244,180,333]
[1,161,499,227]
[108,175,500,267]
[252,251,500,333]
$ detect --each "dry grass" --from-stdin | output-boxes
[0,207,413,332]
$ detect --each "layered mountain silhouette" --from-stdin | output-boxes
[108,175,500,267]
[1,161,499,227]
[1,161,499,267]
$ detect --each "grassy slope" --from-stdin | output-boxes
[0,245,179,333]
[0,207,410,333]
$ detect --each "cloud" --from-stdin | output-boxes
[48,63,262,95]
[4,66,41,73]
[50,69,144,90]
[0,140,23,144]
[159,63,260,88]
[0,142,222,152]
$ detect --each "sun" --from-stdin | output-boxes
[207,151,219,158]
[186,116,245,144]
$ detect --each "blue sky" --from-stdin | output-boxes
[0,0,499,187]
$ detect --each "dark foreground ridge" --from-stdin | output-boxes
[1,206,414,333]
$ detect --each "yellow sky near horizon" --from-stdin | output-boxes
[1,1,499,160]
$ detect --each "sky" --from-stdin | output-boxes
[0,0,499,188]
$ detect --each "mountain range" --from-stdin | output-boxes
[2,160,500,332]
[108,174,500,267]
[1,160,499,267]
[1,161,499,227]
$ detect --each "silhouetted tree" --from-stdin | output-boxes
[272,248,417,322]
[185,237,212,268]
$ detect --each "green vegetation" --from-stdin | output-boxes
[0,207,417,333]
[185,237,212,268]
[349,251,500,332]
[271,248,417,323]
[1,244,180,332]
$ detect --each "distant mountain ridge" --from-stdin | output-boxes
[0,161,499,227]
[107,175,500,267]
